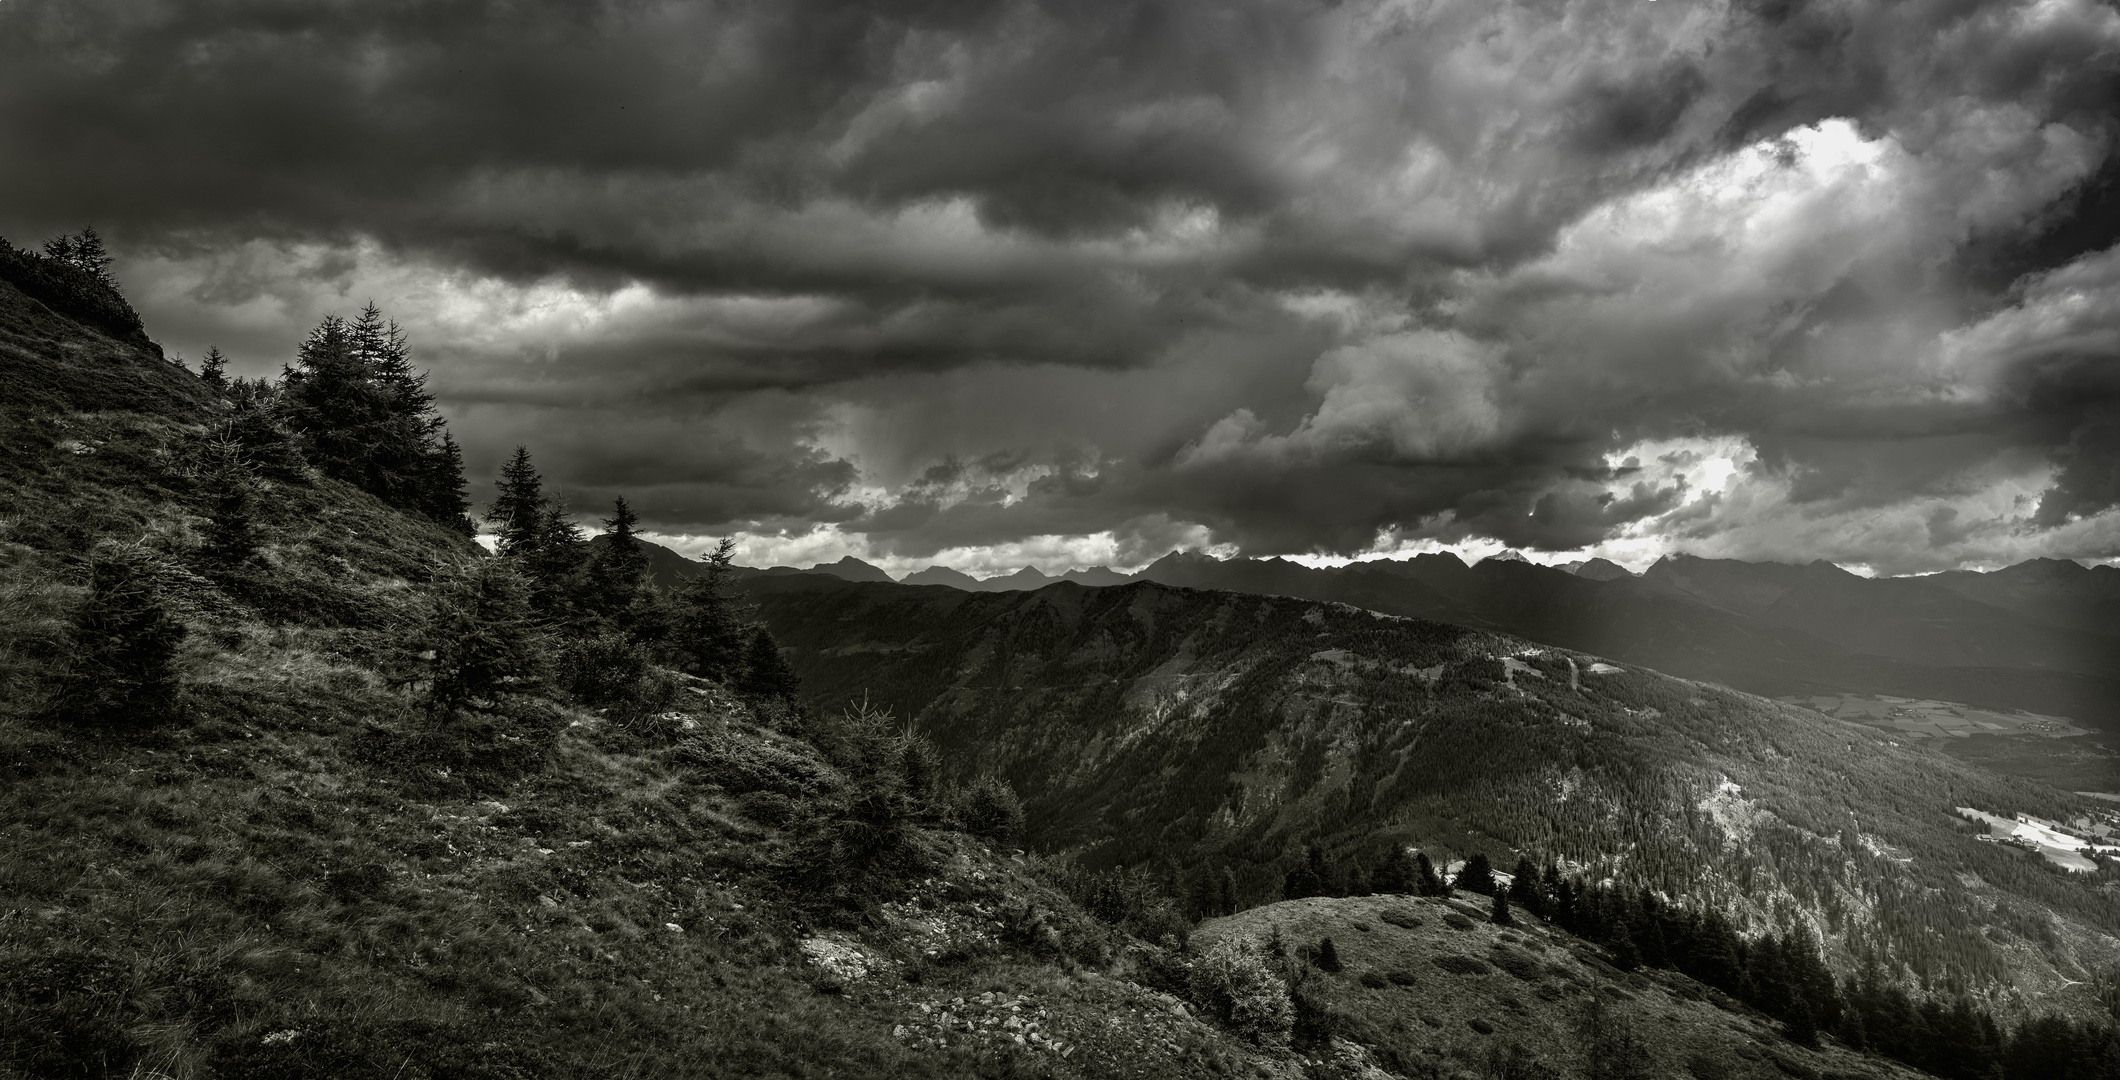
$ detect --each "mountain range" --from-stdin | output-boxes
[715,548,2120,752]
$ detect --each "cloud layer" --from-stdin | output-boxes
[4,0,2118,574]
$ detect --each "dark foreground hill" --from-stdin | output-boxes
[743,573,2120,1023]
[0,250,1280,1080]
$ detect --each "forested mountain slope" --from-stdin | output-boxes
[1122,553,2120,738]
[746,573,2120,1022]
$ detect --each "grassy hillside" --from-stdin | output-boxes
[743,574,2120,1022]
[0,261,1274,1080]
[1193,893,1934,1080]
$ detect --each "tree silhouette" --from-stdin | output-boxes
[43,226,115,288]
[489,447,545,556]
[199,346,228,390]
[1456,852,1496,896]
[1414,852,1445,897]
[737,626,799,699]
[672,537,748,682]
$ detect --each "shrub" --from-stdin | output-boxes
[1359,970,1389,989]
[1489,945,1546,981]
[1432,954,1492,976]
[1313,936,1342,973]
[954,773,1025,843]
[1380,908,1423,929]
[1188,936,1294,1048]
[1387,969,1418,987]
[555,630,676,720]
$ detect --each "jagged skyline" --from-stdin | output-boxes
[4,0,2117,577]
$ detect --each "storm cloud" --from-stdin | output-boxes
[4,0,2117,575]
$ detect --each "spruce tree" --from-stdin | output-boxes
[415,561,546,722]
[44,226,116,287]
[199,346,228,390]
[1508,856,1542,915]
[1456,852,1496,896]
[200,464,259,570]
[419,431,474,536]
[527,499,586,619]
[1315,936,1341,973]
[736,626,799,698]
[1491,888,1513,926]
[1373,843,1416,895]
[1283,847,1322,900]
[1308,845,1335,898]
[585,497,651,623]
[1414,852,1445,897]
[671,537,747,682]
[47,546,187,727]
[489,447,545,557]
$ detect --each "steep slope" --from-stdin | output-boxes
[745,574,2120,1019]
[0,257,1304,1080]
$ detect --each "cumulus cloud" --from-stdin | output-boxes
[4,0,2119,572]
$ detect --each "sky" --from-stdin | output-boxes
[3,0,2118,578]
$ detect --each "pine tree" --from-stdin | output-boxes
[1414,852,1445,897]
[200,464,259,570]
[1508,855,1542,916]
[736,626,799,698]
[44,226,116,288]
[47,546,187,727]
[1308,845,1336,898]
[415,561,546,722]
[585,497,651,623]
[1491,888,1513,926]
[1456,852,1496,896]
[199,346,229,391]
[526,499,586,620]
[282,307,459,524]
[418,431,473,536]
[1282,863,1315,901]
[672,537,748,682]
[489,447,545,556]
[1373,843,1416,895]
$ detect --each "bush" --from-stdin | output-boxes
[1188,936,1294,1048]
[1432,954,1492,976]
[555,631,676,720]
[1380,908,1423,929]
[954,773,1024,843]
[1359,970,1390,989]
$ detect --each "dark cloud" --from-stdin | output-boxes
[4,0,2119,571]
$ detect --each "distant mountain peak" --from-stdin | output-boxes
[1481,549,1529,564]
[1572,557,1637,581]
